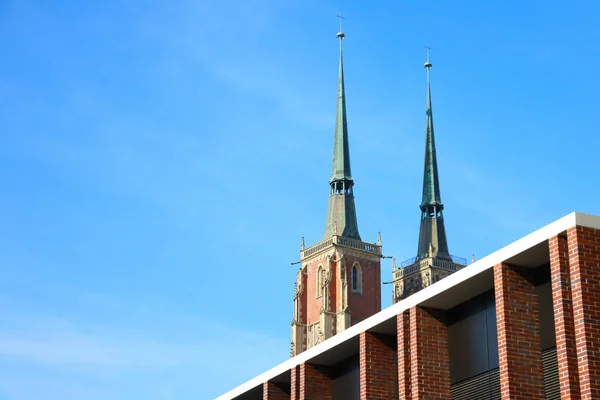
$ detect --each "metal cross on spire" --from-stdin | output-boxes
[424,45,432,68]
[337,13,346,39]
[337,13,345,32]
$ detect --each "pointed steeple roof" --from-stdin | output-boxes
[323,25,360,240]
[330,30,353,183]
[416,50,451,261]
[421,53,443,208]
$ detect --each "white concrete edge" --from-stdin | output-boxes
[215,211,599,400]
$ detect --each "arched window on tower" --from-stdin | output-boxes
[351,264,362,294]
[316,266,323,298]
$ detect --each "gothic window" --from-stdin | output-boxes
[316,266,323,298]
[351,264,362,294]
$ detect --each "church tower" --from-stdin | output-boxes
[291,26,382,357]
[392,50,466,303]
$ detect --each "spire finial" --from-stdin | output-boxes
[377,231,382,246]
[337,13,346,39]
[301,237,305,250]
[392,258,397,271]
[424,45,432,69]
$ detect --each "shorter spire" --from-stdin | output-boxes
[421,45,442,208]
[416,46,450,261]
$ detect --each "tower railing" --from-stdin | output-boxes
[302,235,382,259]
[400,254,467,268]
[394,254,467,279]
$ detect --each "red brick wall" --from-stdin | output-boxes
[290,366,299,400]
[263,381,290,400]
[397,311,411,400]
[494,262,545,399]
[359,331,397,399]
[549,234,581,399]
[303,252,380,329]
[409,306,450,399]
[567,226,600,399]
[346,254,381,323]
[299,363,331,400]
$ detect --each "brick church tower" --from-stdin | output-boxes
[290,27,382,357]
[392,51,466,303]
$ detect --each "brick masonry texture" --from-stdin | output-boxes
[263,381,290,400]
[299,363,331,400]
[359,331,397,399]
[549,234,581,399]
[397,311,411,400]
[494,262,545,399]
[290,366,299,400]
[345,254,381,323]
[567,226,600,399]
[409,306,450,400]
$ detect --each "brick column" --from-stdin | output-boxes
[397,311,411,400]
[567,226,600,399]
[409,306,450,400]
[494,262,545,399]
[359,331,397,399]
[549,234,580,399]
[263,381,290,400]
[299,363,331,400]
[290,366,299,400]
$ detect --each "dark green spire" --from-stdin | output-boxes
[323,27,360,240]
[421,57,442,207]
[330,31,352,183]
[416,52,451,261]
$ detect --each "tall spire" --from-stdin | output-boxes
[323,17,360,240]
[416,47,450,261]
[331,15,352,183]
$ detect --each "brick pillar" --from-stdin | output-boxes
[263,381,290,400]
[299,363,331,400]
[290,366,300,400]
[549,234,580,399]
[567,226,600,399]
[359,331,397,399]
[409,306,450,400]
[494,262,545,399]
[397,311,411,400]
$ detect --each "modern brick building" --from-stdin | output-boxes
[215,26,600,400]
[216,212,600,399]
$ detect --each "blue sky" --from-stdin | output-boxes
[1,0,600,399]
